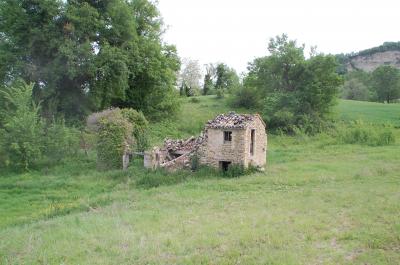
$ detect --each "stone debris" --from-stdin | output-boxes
[206,111,254,129]
[164,134,206,154]
[144,133,207,171]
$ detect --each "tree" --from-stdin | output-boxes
[0,81,43,169]
[0,0,180,121]
[0,80,80,170]
[242,34,342,132]
[215,63,239,91]
[203,64,215,95]
[341,78,370,101]
[179,58,202,97]
[371,65,400,103]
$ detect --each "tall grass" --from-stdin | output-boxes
[334,121,396,146]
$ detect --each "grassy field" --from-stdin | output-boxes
[336,99,400,126]
[1,97,399,264]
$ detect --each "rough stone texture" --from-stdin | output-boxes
[347,51,400,72]
[244,117,267,170]
[206,112,255,129]
[144,112,267,171]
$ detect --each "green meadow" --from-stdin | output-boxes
[1,97,399,265]
[337,99,400,126]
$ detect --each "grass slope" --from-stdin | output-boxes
[336,99,400,126]
[1,97,399,264]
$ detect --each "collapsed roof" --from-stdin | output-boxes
[205,111,258,129]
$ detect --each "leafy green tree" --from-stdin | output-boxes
[0,81,43,170]
[203,73,213,95]
[215,63,240,91]
[371,65,400,103]
[0,80,80,170]
[341,78,370,101]
[203,63,215,95]
[242,34,342,132]
[0,0,180,121]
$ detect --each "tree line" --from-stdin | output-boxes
[340,66,400,103]
[0,0,180,122]
[178,60,240,98]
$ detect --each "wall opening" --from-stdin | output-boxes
[224,131,232,142]
[219,161,231,171]
[250,129,255,155]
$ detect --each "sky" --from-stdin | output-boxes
[158,0,399,74]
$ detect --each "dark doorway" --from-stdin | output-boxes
[219,161,231,171]
[250,129,255,155]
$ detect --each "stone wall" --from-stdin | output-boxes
[244,117,267,170]
[198,115,267,170]
[199,128,247,169]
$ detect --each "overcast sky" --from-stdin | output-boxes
[158,0,399,74]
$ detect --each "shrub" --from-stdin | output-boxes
[0,81,84,170]
[189,97,200,103]
[136,169,187,189]
[230,86,261,109]
[0,81,44,170]
[216,89,225,99]
[121,109,149,152]
[223,164,259,178]
[96,110,133,170]
[88,108,150,170]
[336,121,396,146]
[190,154,200,171]
[42,120,80,163]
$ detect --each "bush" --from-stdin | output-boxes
[88,108,150,170]
[340,78,371,101]
[0,82,44,170]
[336,121,396,146]
[135,169,188,189]
[121,109,149,152]
[216,89,225,99]
[42,120,80,163]
[0,81,80,170]
[189,97,200,103]
[230,86,261,109]
[96,111,133,170]
[223,164,259,178]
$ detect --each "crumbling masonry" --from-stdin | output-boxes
[144,112,267,171]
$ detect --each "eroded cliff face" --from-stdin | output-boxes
[347,51,400,72]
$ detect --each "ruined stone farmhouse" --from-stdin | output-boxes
[144,112,267,171]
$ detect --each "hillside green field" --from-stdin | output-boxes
[1,97,399,265]
[337,99,400,126]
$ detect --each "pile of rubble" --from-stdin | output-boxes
[154,133,206,171]
[206,111,254,129]
[164,134,206,154]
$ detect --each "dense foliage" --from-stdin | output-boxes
[0,81,79,170]
[214,63,240,92]
[371,65,400,103]
[96,111,132,170]
[340,70,372,101]
[0,0,180,121]
[237,34,342,132]
[339,67,400,103]
[87,108,149,170]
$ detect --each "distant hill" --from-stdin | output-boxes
[336,42,400,73]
